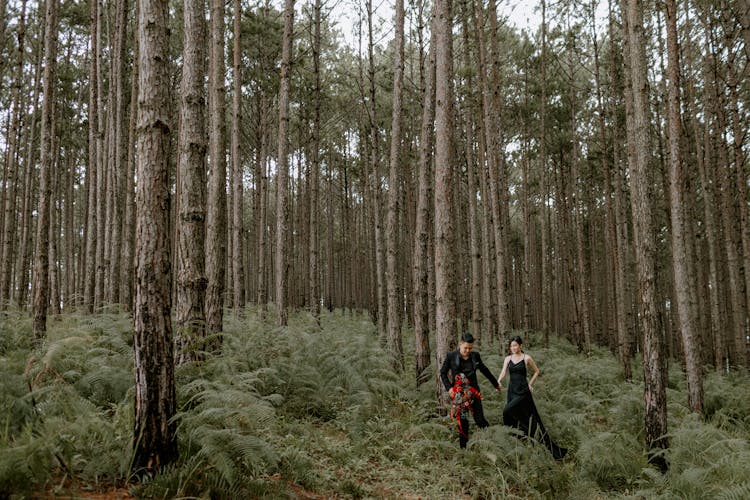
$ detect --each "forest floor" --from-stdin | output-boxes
[2,308,750,498]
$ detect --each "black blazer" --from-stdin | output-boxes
[440,351,498,392]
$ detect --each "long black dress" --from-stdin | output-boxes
[503,355,567,460]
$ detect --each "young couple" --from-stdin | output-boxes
[440,332,567,460]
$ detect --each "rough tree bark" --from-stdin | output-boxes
[433,0,457,404]
[275,0,294,326]
[32,0,59,340]
[623,0,669,470]
[132,0,177,473]
[663,0,703,412]
[206,0,227,336]
[175,0,207,364]
[385,0,405,372]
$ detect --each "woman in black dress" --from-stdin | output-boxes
[497,336,567,460]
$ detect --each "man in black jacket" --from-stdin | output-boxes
[440,333,500,448]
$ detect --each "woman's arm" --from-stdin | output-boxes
[497,356,510,389]
[526,355,540,390]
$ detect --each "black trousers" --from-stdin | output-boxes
[459,398,489,448]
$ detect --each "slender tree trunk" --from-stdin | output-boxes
[275,0,294,326]
[414,0,435,385]
[366,0,386,342]
[49,142,60,315]
[521,58,532,331]
[459,0,481,341]
[663,0,703,412]
[175,0,207,364]
[385,0,405,371]
[84,0,99,312]
[257,113,269,316]
[121,28,138,310]
[475,0,510,338]
[309,0,321,325]
[0,0,26,307]
[94,0,105,309]
[107,0,129,306]
[32,0,59,340]
[433,0,456,404]
[206,0,227,336]
[608,0,634,378]
[568,60,593,353]
[231,0,244,313]
[623,0,669,470]
[539,0,551,346]
[15,31,42,308]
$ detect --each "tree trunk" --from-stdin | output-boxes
[385,0,405,371]
[231,0,244,313]
[106,0,129,306]
[84,0,100,312]
[206,0,227,336]
[257,111,269,316]
[32,0,59,340]
[366,0,386,342]
[413,0,435,385]
[175,0,207,364]
[275,0,294,326]
[663,0,703,412]
[476,0,510,338]
[94,0,105,309]
[623,0,669,470]
[121,27,138,311]
[433,0,456,404]
[309,0,321,324]
[540,0,550,345]
[459,0,481,341]
[14,31,42,308]
[132,0,178,473]
[0,0,26,307]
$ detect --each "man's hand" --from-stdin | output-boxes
[496,384,502,392]
[448,387,455,398]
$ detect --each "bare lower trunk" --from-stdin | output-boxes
[132,0,177,473]
[206,0,227,336]
[623,0,669,469]
[385,0,405,372]
[433,0,456,406]
[175,0,207,364]
[413,0,435,385]
[275,0,294,326]
[32,0,59,340]
[231,0,244,313]
[663,0,703,412]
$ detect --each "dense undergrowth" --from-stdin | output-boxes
[1,307,750,499]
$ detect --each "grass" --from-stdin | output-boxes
[0,307,748,498]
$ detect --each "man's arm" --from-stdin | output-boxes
[475,353,500,388]
[439,353,453,391]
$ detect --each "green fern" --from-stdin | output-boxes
[717,481,750,500]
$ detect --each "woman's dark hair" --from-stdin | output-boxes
[509,335,523,346]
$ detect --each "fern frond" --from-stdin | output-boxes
[718,481,750,500]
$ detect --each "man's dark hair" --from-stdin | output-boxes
[460,332,475,344]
